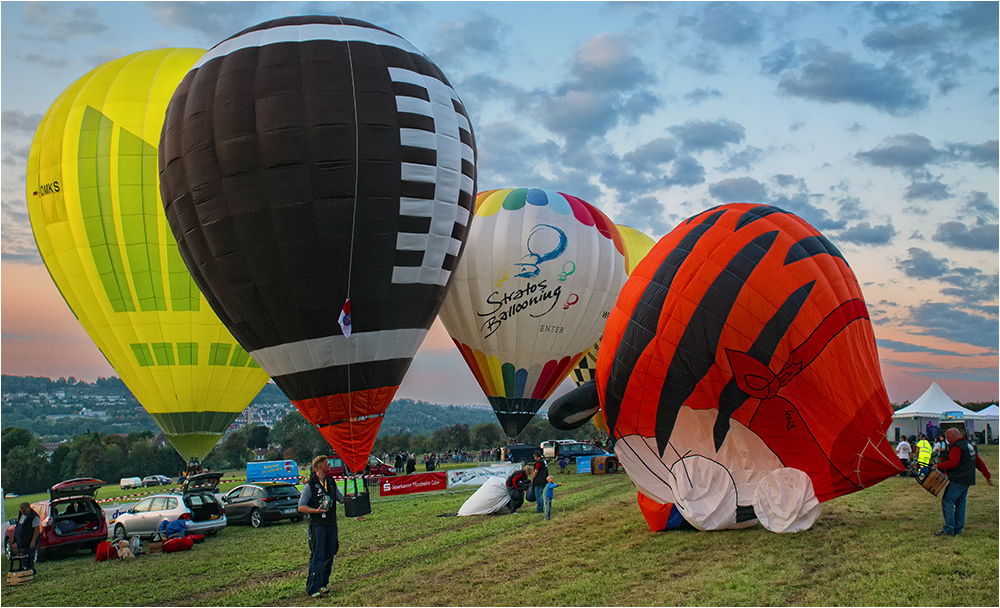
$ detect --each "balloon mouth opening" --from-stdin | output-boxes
[164,432,225,462]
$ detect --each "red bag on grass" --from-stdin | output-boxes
[94,541,117,562]
[163,537,194,553]
[95,541,111,562]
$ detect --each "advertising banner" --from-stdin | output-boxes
[577,456,593,474]
[246,460,299,483]
[447,464,520,488]
[379,472,448,496]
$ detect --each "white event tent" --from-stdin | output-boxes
[889,382,997,443]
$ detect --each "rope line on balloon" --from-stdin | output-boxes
[855,437,901,488]
[341,28,362,476]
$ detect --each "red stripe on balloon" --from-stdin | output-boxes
[453,339,490,393]
[531,358,560,399]
[562,193,596,228]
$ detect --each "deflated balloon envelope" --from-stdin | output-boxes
[598,203,903,532]
[159,16,477,473]
[25,48,271,462]
[439,188,627,438]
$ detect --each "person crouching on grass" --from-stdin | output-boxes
[298,455,345,599]
[544,476,562,520]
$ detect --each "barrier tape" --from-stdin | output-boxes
[97,477,242,504]
[97,474,386,504]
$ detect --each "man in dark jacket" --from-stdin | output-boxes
[13,503,40,574]
[934,428,993,536]
[530,451,549,513]
[298,455,345,599]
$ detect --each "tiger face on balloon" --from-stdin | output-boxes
[595,204,903,532]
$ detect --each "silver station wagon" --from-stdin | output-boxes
[112,472,226,540]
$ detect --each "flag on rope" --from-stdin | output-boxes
[339,298,352,338]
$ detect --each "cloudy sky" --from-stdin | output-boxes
[1,1,997,406]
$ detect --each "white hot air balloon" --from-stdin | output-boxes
[439,188,627,437]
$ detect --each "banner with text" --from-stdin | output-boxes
[378,472,448,496]
[447,464,520,488]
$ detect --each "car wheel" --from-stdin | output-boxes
[114,524,127,541]
[291,516,302,523]
[249,509,262,528]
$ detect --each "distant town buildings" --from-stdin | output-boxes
[227,402,296,432]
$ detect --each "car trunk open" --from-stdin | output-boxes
[50,478,104,500]
[183,472,224,522]
[50,498,103,537]
[183,472,222,494]
[183,493,223,522]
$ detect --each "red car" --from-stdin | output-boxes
[328,454,396,478]
[4,478,108,560]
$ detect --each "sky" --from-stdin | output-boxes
[1,1,997,408]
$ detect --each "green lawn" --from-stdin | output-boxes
[2,449,997,606]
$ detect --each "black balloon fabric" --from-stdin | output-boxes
[159,16,477,472]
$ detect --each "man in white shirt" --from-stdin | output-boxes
[895,438,912,477]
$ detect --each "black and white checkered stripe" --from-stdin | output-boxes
[194,22,476,289]
[391,66,475,286]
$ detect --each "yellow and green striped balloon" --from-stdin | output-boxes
[25,49,271,461]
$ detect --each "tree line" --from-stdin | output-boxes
[2,427,186,496]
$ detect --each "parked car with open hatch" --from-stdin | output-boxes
[3,478,108,560]
[112,472,226,540]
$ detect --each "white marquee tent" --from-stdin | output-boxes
[889,382,996,443]
[967,404,999,421]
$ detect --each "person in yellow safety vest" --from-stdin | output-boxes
[915,433,933,479]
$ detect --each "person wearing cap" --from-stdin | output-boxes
[298,455,345,599]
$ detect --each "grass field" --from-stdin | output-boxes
[2,448,997,606]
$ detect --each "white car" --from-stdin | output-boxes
[112,473,226,540]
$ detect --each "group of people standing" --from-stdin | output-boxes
[895,433,935,477]
[387,449,496,473]
[392,453,417,474]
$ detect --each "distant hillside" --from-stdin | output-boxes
[250,382,292,404]
[379,398,497,435]
[1,375,498,439]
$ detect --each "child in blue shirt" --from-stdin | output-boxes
[544,476,561,520]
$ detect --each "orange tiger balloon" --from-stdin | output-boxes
[598,203,903,532]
